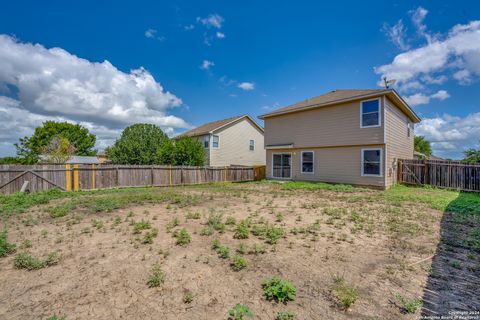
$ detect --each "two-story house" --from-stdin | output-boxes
[178,115,265,167]
[258,89,421,189]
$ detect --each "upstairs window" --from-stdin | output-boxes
[301,151,314,174]
[361,99,380,128]
[203,136,209,148]
[212,135,219,148]
[203,136,210,149]
[249,139,255,151]
[362,149,382,176]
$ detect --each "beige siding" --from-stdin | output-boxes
[264,98,384,148]
[385,97,414,187]
[266,146,385,188]
[209,118,265,166]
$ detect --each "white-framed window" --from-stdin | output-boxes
[203,135,209,148]
[272,153,292,179]
[301,151,314,174]
[360,98,381,128]
[407,122,413,137]
[361,148,382,177]
[249,139,255,151]
[212,135,219,148]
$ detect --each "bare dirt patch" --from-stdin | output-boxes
[0,182,473,319]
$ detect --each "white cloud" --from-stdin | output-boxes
[0,34,190,155]
[197,14,224,29]
[200,60,214,71]
[381,20,410,51]
[144,28,165,41]
[416,113,480,158]
[375,19,480,87]
[145,28,157,38]
[430,89,450,100]
[184,24,195,31]
[404,90,450,106]
[409,7,435,43]
[237,82,255,91]
[216,32,225,39]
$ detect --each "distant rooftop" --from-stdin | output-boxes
[178,115,263,138]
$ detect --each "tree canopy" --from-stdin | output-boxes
[414,136,432,158]
[41,136,76,164]
[106,123,169,165]
[463,144,480,164]
[158,137,205,166]
[16,121,96,163]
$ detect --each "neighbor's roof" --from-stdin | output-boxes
[258,89,421,123]
[66,156,100,164]
[178,115,264,138]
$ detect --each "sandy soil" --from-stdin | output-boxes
[0,183,449,319]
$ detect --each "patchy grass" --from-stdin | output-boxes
[13,252,58,270]
[263,276,296,303]
[330,276,358,311]
[0,230,16,257]
[147,263,165,287]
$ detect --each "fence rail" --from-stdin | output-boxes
[0,165,266,195]
[398,159,480,192]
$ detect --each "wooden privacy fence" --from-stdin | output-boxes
[398,159,480,192]
[0,165,266,195]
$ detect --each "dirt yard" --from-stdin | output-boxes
[0,181,479,320]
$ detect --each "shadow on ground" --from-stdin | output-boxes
[422,192,480,315]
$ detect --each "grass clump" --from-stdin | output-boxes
[47,316,66,320]
[166,217,180,232]
[228,304,253,320]
[231,255,247,271]
[147,263,165,287]
[0,230,16,257]
[395,293,423,314]
[174,228,191,246]
[132,220,151,234]
[13,252,58,270]
[234,221,249,239]
[47,201,77,218]
[331,276,358,310]
[142,228,159,244]
[280,181,362,192]
[276,311,295,320]
[206,212,226,233]
[183,290,194,304]
[212,239,230,258]
[263,276,296,303]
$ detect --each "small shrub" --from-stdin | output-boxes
[276,311,295,320]
[228,304,253,320]
[265,225,285,245]
[211,239,221,250]
[237,242,247,254]
[395,293,423,314]
[47,202,76,218]
[231,255,247,271]
[13,252,58,270]
[147,263,165,287]
[249,243,266,255]
[21,239,32,249]
[217,245,230,259]
[132,220,151,234]
[234,221,249,239]
[183,290,194,304]
[175,228,191,246]
[263,276,296,303]
[331,276,358,310]
[185,211,201,220]
[0,230,16,257]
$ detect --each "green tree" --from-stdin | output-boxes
[157,137,205,166]
[16,121,96,163]
[106,123,168,165]
[414,136,432,158]
[0,157,23,164]
[463,144,480,164]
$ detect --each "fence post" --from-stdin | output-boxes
[169,165,172,186]
[224,166,228,182]
[91,164,96,190]
[73,164,79,191]
[150,166,154,186]
[424,160,429,185]
[65,164,72,191]
[397,160,402,184]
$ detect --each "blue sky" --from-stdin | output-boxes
[0,0,479,159]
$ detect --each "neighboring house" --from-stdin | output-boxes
[414,151,443,161]
[258,89,421,189]
[178,115,265,166]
